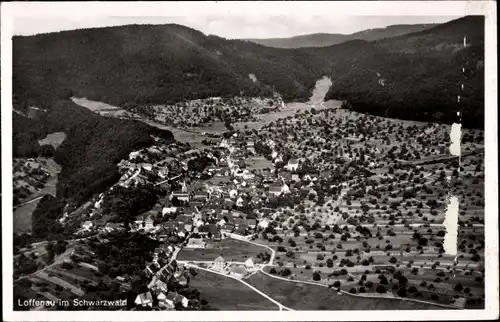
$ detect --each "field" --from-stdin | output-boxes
[72,97,208,147]
[177,238,268,262]
[14,200,40,233]
[189,269,278,310]
[246,272,446,310]
[246,156,274,171]
[13,157,61,233]
[38,132,67,149]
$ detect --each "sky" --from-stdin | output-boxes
[12,13,460,39]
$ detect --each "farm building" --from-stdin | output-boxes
[213,256,226,272]
[230,265,247,279]
[135,292,153,307]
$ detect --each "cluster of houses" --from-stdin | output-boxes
[80,217,125,234]
[135,246,192,310]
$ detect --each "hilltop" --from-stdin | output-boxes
[245,24,437,48]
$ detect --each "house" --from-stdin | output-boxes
[247,219,257,229]
[158,169,169,179]
[174,294,190,308]
[162,221,176,233]
[82,221,93,230]
[229,189,238,199]
[134,292,153,307]
[144,216,155,230]
[286,159,299,171]
[177,274,189,287]
[223,199,235,209]
[104,222,123,232]
[177,216,192,229]
[145,262,160,276]
[261,172,275,183]
[161,292,177,308]
[303,173,318,182]
[199,224,218,237]
[221,223,235,234]
[193,191,209,201]
[258,218,270,229]
[229,265,247,279]
[186,238,206,249]
[171,191,190,202]
[154,248,164,258]
[236,196,245,207]
[234,218,246,229]
[213,256,226,271]
[245,258,255,270]
[292,174,300,182]
[116,276,126,282]
[162,207,178,216]
[213,231,222,241]
[268,183,290,197]
[235,226,247,235]
[156,291,171,308]
[279,172,293,182]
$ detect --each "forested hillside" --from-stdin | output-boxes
[13,16,484,129]
[325,16,484,128]
[13,24,325,107]
[13,100,173,204]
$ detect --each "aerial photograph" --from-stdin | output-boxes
[7,3,489,313]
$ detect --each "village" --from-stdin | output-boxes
[13,89,485,311]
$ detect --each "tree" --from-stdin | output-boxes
[389,256,398,264]
[98,263,109,274]
[454,284,463,292]
[326,258,334,268]
[418,237,428,246]
[408,286,418,293]
[312,271,321,281]
[376,285,387,293]
[397,287,407,297]
[281,268,292,277]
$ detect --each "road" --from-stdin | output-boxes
[241,238,276,266]
[230,234,461,310]
[15,246,75,282]
[14,194,53,209]
[184,263,294,311]
[154,173,184,187]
